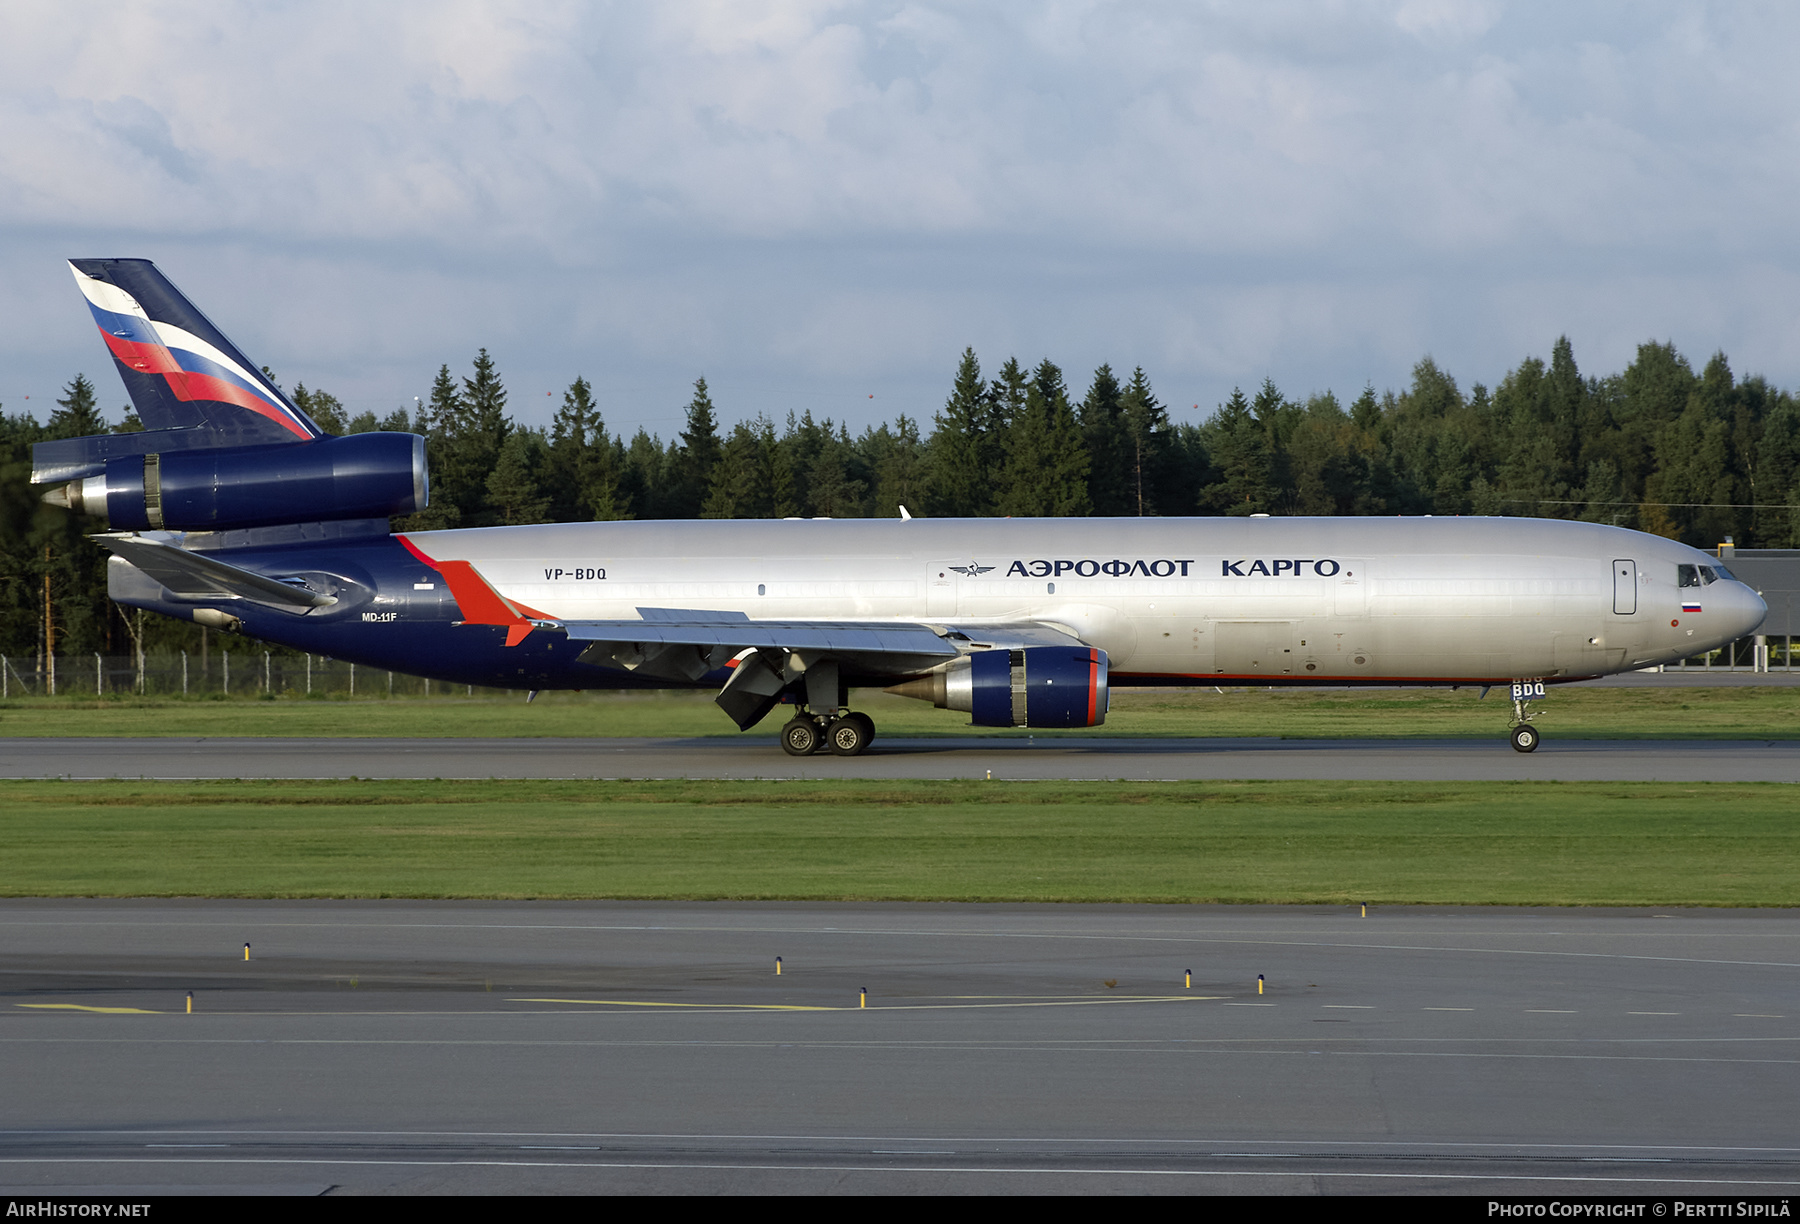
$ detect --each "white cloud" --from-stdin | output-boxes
[2,1,1798,430]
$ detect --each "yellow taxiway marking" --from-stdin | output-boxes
[16,1004,160,1014]
[512,995,1226,1013]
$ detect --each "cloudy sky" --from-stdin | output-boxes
[3,1,1797,437]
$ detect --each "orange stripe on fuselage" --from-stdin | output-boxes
[397,535,544,647]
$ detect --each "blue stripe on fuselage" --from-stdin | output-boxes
[107,533,700,691]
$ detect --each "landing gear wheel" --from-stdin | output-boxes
[1510,724,1540,754]
[826,713,873,757]
[780,717,822,756]
[844,711,874,748]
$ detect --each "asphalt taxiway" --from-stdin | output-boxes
[3,734,1798,781]
[2,900,1798,1195]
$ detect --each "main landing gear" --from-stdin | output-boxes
[780,710,876,757]
[1507,680,1546,753]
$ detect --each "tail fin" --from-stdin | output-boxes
[36,260,428,533]
[35,259,325,484]
[69,258,322,442]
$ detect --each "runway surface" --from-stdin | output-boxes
[1,900,1797,1195]
[3,735,1798,781]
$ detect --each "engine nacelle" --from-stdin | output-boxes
[887,646,1109,728]
[44,432,428,531]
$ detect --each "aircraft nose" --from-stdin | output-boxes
[1728,581,1769,640]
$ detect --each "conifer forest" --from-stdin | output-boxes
[6,336,1799,664]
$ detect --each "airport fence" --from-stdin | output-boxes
[0,652,514,699]
[1663,633,1794,673]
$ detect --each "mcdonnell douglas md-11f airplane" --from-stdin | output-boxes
[35,260,1768,754]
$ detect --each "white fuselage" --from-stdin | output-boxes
[406,516,1767,684]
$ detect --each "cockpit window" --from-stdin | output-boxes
[1713,563,1736,582]
[1678,564,1701,588]
[1700,566,1719,584]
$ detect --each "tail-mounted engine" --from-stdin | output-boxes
[887,646,1109,728]
[41,432,427,532]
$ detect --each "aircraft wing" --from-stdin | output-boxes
[560,608,958,658]
[938,621,1087,651]
[98,533,336,611]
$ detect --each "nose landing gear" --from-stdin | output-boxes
[1508,679,1546,753]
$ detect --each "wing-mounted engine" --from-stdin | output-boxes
[40,432,428,532]
[887,646,1109,728]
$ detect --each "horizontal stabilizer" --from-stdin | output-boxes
[98,534,335,611]
[30,427,242,484]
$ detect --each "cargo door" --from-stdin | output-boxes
[1215,621,1298,676]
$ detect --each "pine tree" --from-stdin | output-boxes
[996,360,1090,517]
[1118,367,1173,516]
[1078,364,1128,515]
[547,376,623,521]
[703,418,776,519]
[484,429,551,525]
[989,357,1027,443]
[291,384,348,435]
[924,348,991,516]
[1200,388,1273,514]
[462,349,511,461]
[778,410,827,515]
[669,378,722,518]
[867,415,924,519]
[398,364,470,530]
[619,429,668,520]
[806,424,866,518]
[429,350,511,528]
[47,375,106,440]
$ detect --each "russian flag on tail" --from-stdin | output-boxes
[69,259,320,446]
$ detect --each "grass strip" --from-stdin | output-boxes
[1,684,1797,739]
[2,779,1795,907]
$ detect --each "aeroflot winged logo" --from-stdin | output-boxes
[998,557,1344,578]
